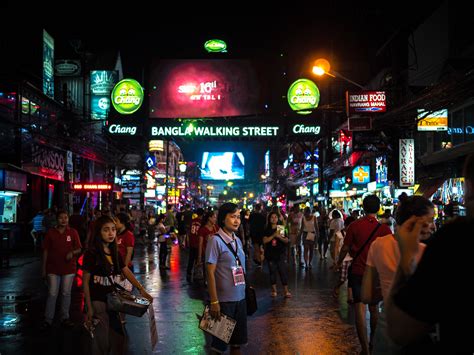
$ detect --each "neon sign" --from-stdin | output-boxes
[204,39,227,53]
[111,78,144,114]
[151,123,280,137]
[292,124,321,135]
[287,79,320,115]
[73,183,112,191]
[352,166,370,184]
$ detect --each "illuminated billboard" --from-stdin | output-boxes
[43,30,54,98]
[417,109,448,131]
[201,152,245,180]
[149,60,261,118]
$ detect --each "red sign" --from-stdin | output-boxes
[346,91,386,116]
[73,183,112,191]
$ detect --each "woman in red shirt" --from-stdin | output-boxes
[197,210,218,278]
[41,210,82,329]
[115,213,135,271]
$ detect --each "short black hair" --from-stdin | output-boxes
[395,196,434,226]
[332,210,341,219]
[362,195,380,214]
[217,203,239,228]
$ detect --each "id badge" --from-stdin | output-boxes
[231,266,245,286]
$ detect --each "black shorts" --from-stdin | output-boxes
[211,299,247,353]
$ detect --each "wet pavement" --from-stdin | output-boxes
[0,244,361,354]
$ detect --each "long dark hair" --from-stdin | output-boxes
[201,210,216,227]
[116,212,132,232]
[395,196,434,226]
[266,211,279,229]
[92,215,121,274]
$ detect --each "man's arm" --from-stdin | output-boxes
[385,216,433,345]
[361,265,377,304]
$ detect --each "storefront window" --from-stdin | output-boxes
[0,192,18,223]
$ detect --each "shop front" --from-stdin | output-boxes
[0,165,28,264]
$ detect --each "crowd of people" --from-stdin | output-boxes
[34,153,473,354]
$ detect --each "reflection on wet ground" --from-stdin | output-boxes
[0,244,361,354]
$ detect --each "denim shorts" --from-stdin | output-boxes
[211,299,248,353]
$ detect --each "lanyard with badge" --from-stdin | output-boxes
[218,235,245,286]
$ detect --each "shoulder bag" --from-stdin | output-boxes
[347,223,381,278]
[217,235,257,316]
[106,276,151,317]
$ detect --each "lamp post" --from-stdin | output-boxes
[311,58,366,209]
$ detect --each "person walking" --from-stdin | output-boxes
[82,215,152,354]
[287,205,303,266]
[187,208,204,281]
[41,210,82,329]
[336,195,392,355]
[361,196,436,354]
[249,203,266,268]
[206,203,247,354]
[263,212,291,298]
[385,154,474,354]
[299,207,319,269]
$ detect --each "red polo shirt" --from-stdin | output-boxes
[343,215,392,276]
[188,217,202,249]
[116,229,135,267]
[43,227,81,275]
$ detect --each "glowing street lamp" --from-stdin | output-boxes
[312,58,365,90]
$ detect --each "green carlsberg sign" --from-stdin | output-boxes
[287,78,320,115]
[111,78,144,115]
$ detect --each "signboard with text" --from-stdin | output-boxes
[73,183,112,191]
[417,109,448,131]
[43,30,54,99]
[399,139,415,187]
[346,91,386,115]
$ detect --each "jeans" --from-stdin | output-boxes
[44,273,75,324]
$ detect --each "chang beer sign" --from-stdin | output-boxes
[111,79,144,115]
[287,78,320,115]
[204,39,227,53]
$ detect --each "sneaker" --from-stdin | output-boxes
[61,319,75,328]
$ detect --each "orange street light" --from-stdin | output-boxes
[312,58,365,89]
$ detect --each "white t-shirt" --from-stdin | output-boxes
[366,234,426,301]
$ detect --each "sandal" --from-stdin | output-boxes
[284,292,292,298]
[271,291,277,297]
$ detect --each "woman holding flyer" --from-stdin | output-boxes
[206,203,247,355]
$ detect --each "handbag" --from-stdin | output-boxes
[218,235,258,316]
[106,276,151,317]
